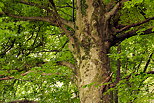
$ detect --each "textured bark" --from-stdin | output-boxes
[69,0,113,103]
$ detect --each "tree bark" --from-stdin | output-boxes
[72,31,111,103]
[69,0,113,102]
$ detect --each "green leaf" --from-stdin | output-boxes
[0,2,4,7]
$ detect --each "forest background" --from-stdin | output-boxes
[0,0,154,103]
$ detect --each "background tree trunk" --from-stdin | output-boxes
[114,45,121,103]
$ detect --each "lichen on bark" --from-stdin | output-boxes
[80,0,88,15]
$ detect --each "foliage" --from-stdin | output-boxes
[0,16,77,102]
[0,0,153,102]
[109,35,154,103]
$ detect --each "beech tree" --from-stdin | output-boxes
[0,0,154,103]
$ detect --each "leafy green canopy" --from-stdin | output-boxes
[0,0,153,102]
[109,34,154,102]
[0,1,77,102]
[0,17,78,103]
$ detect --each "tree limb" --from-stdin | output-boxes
[60,18,75,29]
[47,0,75,32]
[19,0,75,29]
[0,11,74,29]
[116,17,154,33]
[102,72,113,93]
[111,27,154,46]
[105,2,120,20]
[34,50,60,53]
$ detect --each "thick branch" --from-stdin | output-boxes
[19,0,75,29]
[1,11,74,29]
[116,17,154,33]
[61,18,75,29]
[105,2,120,20]
[111,28,154,46]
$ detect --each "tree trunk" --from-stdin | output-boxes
[71,32,112,103]
[69,0,113,102]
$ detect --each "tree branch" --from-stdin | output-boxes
[102,72,113,93]
[143,53,153,73]
[0,11,74,29]
[147,71,154,74]
[19,0,75,29]
[116,17,154,33]
[34,50,60,53]
[105,2,120,20]
[49,0,56,8]
[111,27,154,46]
[0,76,14,80]
[61,18,75,29]
[0,70,61,81]
[47,0,75,31]
[0,71,34,80]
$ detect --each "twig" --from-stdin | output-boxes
[143,53,153,73]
